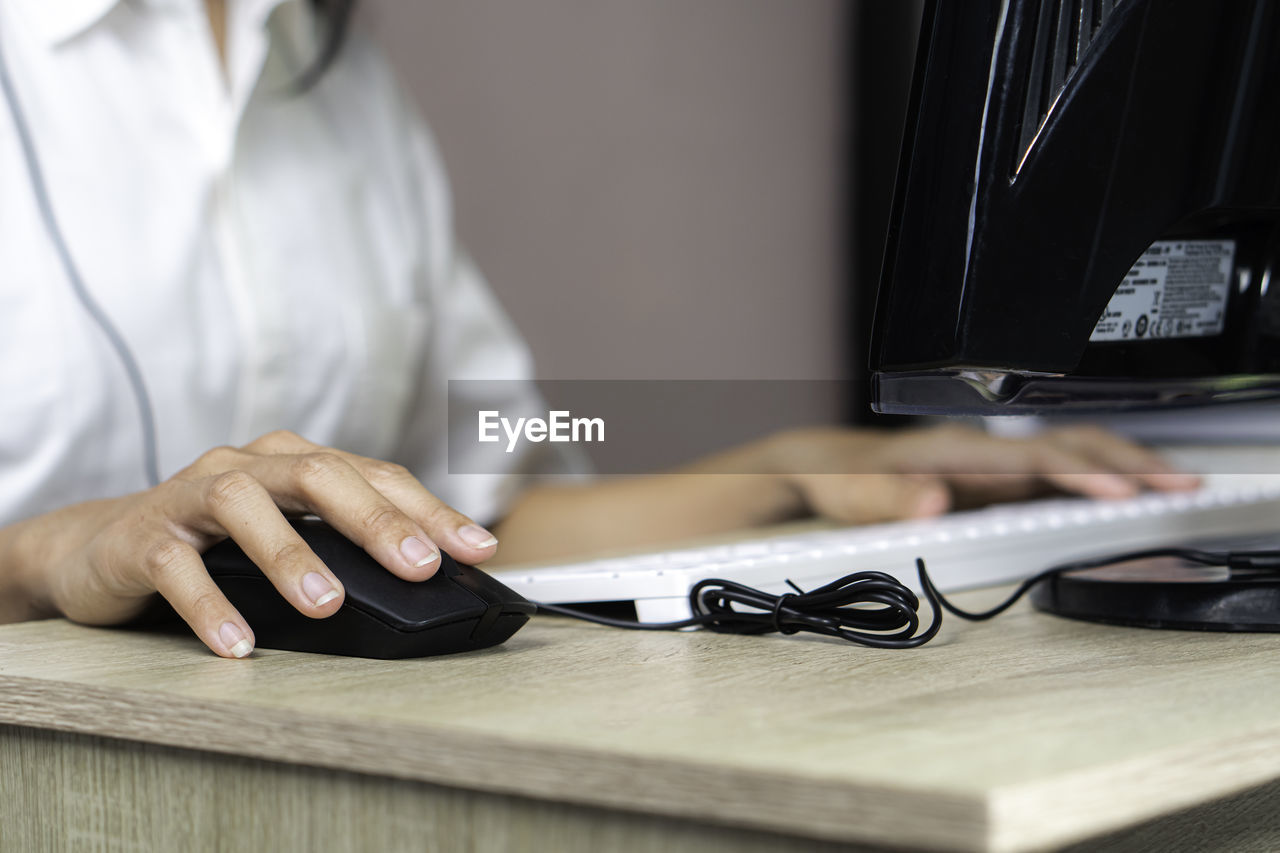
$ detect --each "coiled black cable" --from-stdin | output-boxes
[536,545,1280,648]
[537,565,944,649]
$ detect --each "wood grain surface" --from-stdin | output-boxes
[5,449,1280,852]
[1,724,885,853]
[4,587,1280,852]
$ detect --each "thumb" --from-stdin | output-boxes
[798,473,951,525]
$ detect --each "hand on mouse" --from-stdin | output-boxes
[5,430,499,659]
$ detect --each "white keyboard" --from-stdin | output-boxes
[497,475,1280,623]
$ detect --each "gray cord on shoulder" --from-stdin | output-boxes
[0,29,161,488]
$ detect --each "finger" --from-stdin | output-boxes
[907,432,1142,499]
[1016,442,1142,499]
[1045,427,1201,491]
[178,471,347,617]
[242,429,320,456]
[798,473,951,525]
[242,432,499,565]
[248,452,447,580]
[139,534,256,659]
[943,473,1050,509]
[883,425,1050,478]
[348,457,500,564]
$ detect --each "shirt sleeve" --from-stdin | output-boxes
[386,93,590,526]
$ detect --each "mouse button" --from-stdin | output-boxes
[207,570,527,658]
[209,570,456,659]
[452,564,536,613]
[289,519,369,572]
[201,538,261,579]
[286,520,483,622]
[372,571,490,632]
[209,573,312,645]
[438,553,465,578]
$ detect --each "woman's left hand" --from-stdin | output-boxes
[491,422,1202,565]
[759,423,1201,525]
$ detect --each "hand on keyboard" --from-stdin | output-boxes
[767,423,1201,524]
[490,424,1202,566]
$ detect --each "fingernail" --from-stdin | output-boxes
[219,621,253,658]
[457,524,498,549]
[302,572,340,606]
[400,536,440,568]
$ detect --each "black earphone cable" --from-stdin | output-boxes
[536,546,1280,647]
[538,568,945,649]
[537,566,946,649]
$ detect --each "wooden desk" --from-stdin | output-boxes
[4,588,1280,853]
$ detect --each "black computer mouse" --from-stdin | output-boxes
[201,518,536,659]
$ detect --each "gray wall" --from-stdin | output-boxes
[367,0,850,466]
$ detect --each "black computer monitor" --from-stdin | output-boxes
[868,0,1280,632]
[869,0,1280,416]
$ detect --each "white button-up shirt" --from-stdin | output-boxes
[0,0,560,525]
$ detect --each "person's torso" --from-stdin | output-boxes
[0,0,448,521]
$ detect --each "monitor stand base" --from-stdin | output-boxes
[1029,559,1280,632]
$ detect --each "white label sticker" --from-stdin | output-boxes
[1089,240,1235,342]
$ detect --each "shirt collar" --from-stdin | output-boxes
[21,0,124,45]
[20,0,296,48]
